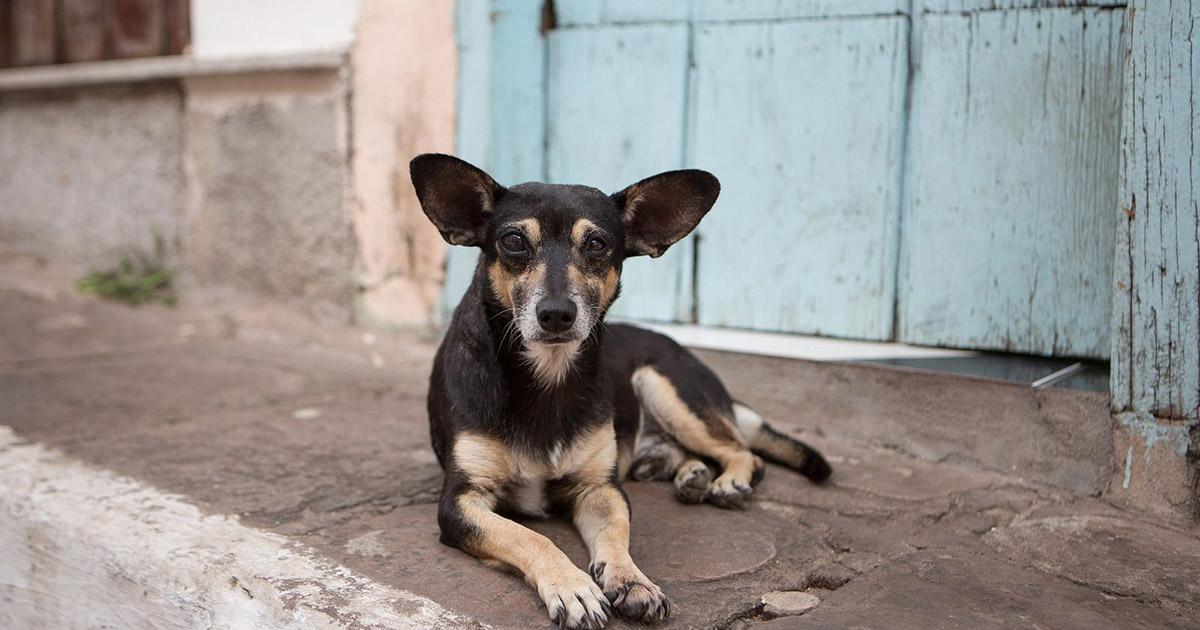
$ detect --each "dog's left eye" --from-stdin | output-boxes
[585,237,607,253]
[500,233,528,253]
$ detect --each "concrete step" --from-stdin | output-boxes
[2,254,1197,629]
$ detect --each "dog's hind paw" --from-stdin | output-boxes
[589,561,671,624]
[672,460,712,504]
[705,474,753,509]
[537,567,611,629]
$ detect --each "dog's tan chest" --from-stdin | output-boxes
[452,424,618,505]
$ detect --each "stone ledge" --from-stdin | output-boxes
[0,426,470,630]
[0,49,346,93]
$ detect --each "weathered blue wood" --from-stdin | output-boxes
[554,0,603,27]
[1109,0,1198,518]
[690,17,909,339]
[694,0,906,22]
[441,0,548,318]
[1112,0,1200,423]
[917,1,1124,12]
[558,0,691,26]
[899,8,1122,358]
[546,24,693,322]
[603,0,692,23]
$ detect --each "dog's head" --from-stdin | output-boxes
[411,154,718,373]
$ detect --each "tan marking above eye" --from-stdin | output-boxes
[515,218,542,248]
[571,218,599,248]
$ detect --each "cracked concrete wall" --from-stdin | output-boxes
[0,84,185,266]
[349,0,455,327]
[182,70,357,322]
[1,2,456,329]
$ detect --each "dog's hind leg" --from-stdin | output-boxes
[629,431,714,503]
[628,432,685,481]
[631,366,763,508]
[733,402,832,483]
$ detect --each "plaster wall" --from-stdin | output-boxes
[350,0,456,327]
[0,85,184,265]
[190,0,361,58]
[182,70,356,321]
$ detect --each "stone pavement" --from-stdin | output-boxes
[1,252,1198,629]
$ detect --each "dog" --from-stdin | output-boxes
[411,154,831,628]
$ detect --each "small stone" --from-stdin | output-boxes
[292,407,321,420]
[761,590,820,617]
[369,352,385,368]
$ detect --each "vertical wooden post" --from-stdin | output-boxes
[0,1,12,68]
[10,0,56,66]
[59,0,110,63]
[1111,0,1200,520]
[109,0,164,59]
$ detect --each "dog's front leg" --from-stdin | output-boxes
[440,484,611,629]
[572,483,670,624]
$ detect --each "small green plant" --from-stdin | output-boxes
[76,244,176,306]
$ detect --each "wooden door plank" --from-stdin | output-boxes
[441,0,548,316]
[603,0,691,23]
[547,24,691,322]
[917,1,1125,12]
[59,0,108,63]
[1112,1,1200,421]
[110,0,164,59]
[694,0,906,22]
[10,0,56,66]
[899,8,1122,358]
[0,2,12,68]
[164,0,191,55]
[691,17,909,339]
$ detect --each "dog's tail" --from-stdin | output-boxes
[733,402,832,483]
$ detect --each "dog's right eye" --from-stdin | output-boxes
[500,233,528,254]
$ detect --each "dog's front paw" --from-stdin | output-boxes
[705,474,753,509]
[589,561,671,624]
[535,565,611,629]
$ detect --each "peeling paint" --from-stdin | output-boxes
[1116,411,1194,460]
[1122,446,1132,489]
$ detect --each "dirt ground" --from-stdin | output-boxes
[2,251,1198,629]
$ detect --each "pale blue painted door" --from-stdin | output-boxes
[446,0,1125,359]
[900,7,1123,358]
[546,21,695,322]
[691,16,908,339]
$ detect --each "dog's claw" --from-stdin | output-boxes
[591,562,671,624]
[539,568,610,630]
[705,474,754,509]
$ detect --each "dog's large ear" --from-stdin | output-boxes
[410,154,505,247]
[612,170,720,258]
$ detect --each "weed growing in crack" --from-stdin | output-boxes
[76,238,176,306]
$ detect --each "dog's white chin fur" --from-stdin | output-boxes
[522,340,582,388]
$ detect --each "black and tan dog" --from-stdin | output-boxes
[411,154,831,629]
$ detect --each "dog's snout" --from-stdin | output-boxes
[536,297,576,334]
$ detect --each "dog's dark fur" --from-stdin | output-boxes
[411,154,831,629]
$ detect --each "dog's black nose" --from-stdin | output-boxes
[536,297,577,334]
